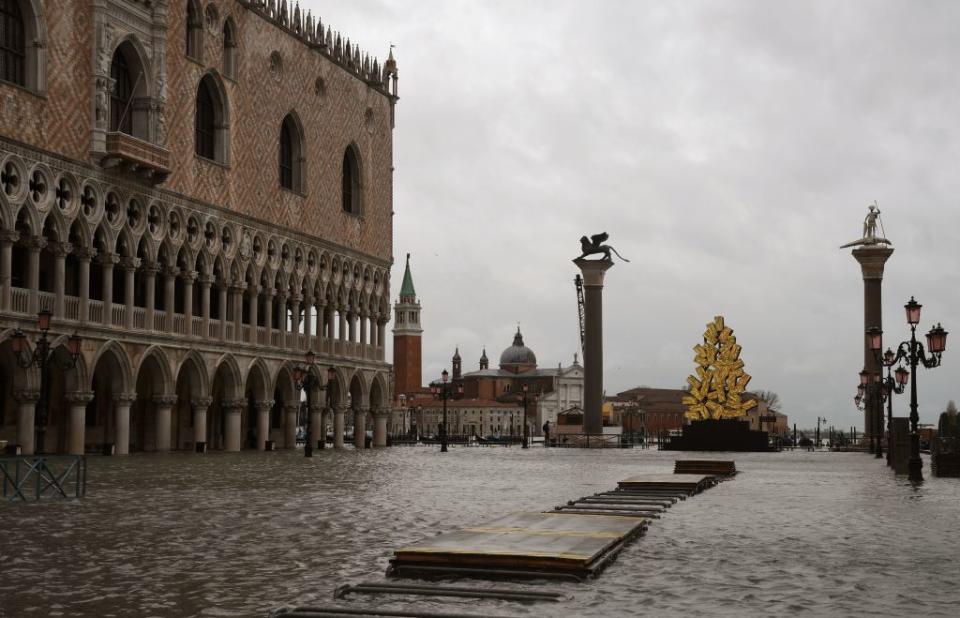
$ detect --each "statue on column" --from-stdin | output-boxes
[841,203,891,248]
[576,232,630,262]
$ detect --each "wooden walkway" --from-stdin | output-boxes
[388,466,734,582]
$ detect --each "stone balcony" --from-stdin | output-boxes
[101,132,171,185]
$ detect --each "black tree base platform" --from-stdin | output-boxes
[664,419,772,452]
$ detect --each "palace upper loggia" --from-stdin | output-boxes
[0,0,399,454]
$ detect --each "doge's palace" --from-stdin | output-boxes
[0,0,398,455]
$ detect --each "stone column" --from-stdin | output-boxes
[290,294,302,340]
[26,236,45,314]
[263,288,274,345]
[163,266,177,333]
[65,391,94,455]
[153,395,177,452]
[15,390,39,455]
[574,258,614,435]
[248,285,260,344]
[354,407,368,448]
[316,300,327,348]
[77,247,94,325]
[370,314,379,349]
[348,311,357,344]
[373,410,389,447]
[143,261,158,331]
[309,403,323,448]
[338,306,347,344]
[0,230,18,311]
[283,404,298,449]
[277,291,288,347]
[231,282,244,342]
[303,295,313,348]
[852,245,894,445]
[360,311,369,349]
[114,393,136,455]
[52,242,72,318]
[120,256,139,329]
[182,270,197,335]
[193,398,212,450]
[218,284,228,341]
[223,400,243,452]
[333,405,345,449]
[100,253,118,326]
[199,274,213,339]
[255,401,272,450]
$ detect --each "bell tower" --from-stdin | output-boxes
[393,253,422,400]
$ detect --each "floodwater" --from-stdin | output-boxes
[1,447,958,617]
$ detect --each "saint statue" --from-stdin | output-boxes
[840,203,891,249]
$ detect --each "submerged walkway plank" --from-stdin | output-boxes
[389,511,647,581]
[617,473,714,493]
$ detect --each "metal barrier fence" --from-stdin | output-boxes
[1,455,87,503]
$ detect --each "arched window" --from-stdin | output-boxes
[0,0,25,86]
[195,79,215,159]
[195,74,227,163]
[109,48,133,134]
[342,146,361,215]
[186,0,202,60]
[222,18,237,79]
[279,113,304,192]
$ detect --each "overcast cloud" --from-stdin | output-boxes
[302,0,960,429]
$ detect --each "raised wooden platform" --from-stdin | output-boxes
[674,460,737,477]
[617,473,715,493]
[389,511,648,581]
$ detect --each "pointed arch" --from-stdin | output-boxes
[212,353,242,401]
[341,143,363,215]
[109,37,152,139]
[0,0,46,93]
[279,111,305,193]
[89,340,134,395]
[222,16,237,79]
[195,71,229,163]
[175,349,210,400]
[185,0,202,60]
[136,345,175,398]
[244,356,271,401]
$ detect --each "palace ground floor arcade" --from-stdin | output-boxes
[0,333,391,456]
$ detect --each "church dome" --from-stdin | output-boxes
[499,328,537,371]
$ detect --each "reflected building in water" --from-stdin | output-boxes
[0,0,399,455]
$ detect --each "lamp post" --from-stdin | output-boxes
[398,393,407,437]
[292,350,336,457]
[11,310,82,454]
[815,416,827,448]
[520,384,540,449]
[431,369,462,453]
[879,347,909,466]
[883,297,948,482]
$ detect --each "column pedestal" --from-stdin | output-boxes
[256,401,272,450]
[65,391,94,455]
[153,396,176,452]
[373,411,389,447]
[334,407,345,449]
[114,394,136,455]
[354,408,367,448]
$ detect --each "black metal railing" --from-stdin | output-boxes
[1,455,87,503]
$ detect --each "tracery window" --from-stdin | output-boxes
[186,0,202,60]
[222,18,236,79]
[195,78,216,159]
[0,0,25,86]
[279,115,296,190]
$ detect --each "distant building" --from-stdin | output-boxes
[614,387,787,435]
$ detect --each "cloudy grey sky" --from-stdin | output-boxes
[304,0,960,429]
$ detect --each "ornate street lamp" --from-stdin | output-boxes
[885,297,948,482]
[431,369,462,453]
[878,348,909,467]
[292,351,336,457]
[11,310,82,454]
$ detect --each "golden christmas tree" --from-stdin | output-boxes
[682,316,757,421]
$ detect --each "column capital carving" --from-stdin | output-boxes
[98,253,120,267]
[115,392,138,405]
[192,397,213,410]
[255,400,274,413]
[283,404,300,414]
[119,256,141,271]
[247,284,262,296]
[0,229,19,244]
[141,260,160,276]
[162,265,180,279]
[25,236,47,251]
[64,391,95,404]
[198,273,216,287]
[15,389,41,403]
[181,270,198,284]
[309,404,324,414]
[290,293,303,303]
[222,399,246,413]
[52,241,74,258]
[74,246,97,261]
[153,395,179,407]
[372,409,391,419]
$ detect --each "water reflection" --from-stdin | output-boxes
[1,449,959,617]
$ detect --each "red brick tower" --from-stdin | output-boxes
[393,254,422,401]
